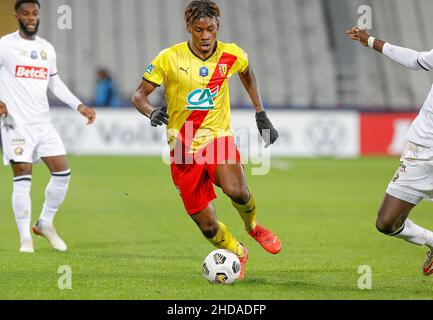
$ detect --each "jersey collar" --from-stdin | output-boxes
[15,30,37,42]
[187,41,218,62]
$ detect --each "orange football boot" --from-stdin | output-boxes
[248,224,281,254]
[238,245,248,280]
[423,250,433,276]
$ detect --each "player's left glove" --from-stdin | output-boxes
[256,111,278,148]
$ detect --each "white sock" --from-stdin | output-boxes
[12,176,32,242]
[39,170,71,226]
[392,219,433,249]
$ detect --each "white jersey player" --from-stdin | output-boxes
[0,0,96,253]
[347,27,433,276]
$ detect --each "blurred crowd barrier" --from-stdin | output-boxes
[46,108,411,157]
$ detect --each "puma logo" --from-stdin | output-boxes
[180,66,189,75]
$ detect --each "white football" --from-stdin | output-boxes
[202,249,241,284]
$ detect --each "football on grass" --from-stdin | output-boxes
[202,249,241,284]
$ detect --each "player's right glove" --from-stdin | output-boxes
[256,111,278,148]
[150,106,169,127]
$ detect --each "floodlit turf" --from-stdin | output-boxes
[0,156,433,300]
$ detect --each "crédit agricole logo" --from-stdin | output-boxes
[186,87,219,111]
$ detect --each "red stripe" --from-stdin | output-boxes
[177,52,238,151]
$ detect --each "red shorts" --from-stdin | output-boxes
[170,136,241,215]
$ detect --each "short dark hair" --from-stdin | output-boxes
[185,0,220,26]
[15,0,40,12]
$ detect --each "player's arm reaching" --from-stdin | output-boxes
[132,80,169,127]
[346,27,433,71]
[48,50,95,124]
[48,75,95,124]
[239,67,278,148]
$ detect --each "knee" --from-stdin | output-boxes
[11,161,32,177]
[198,221,220,239]
[375,216,401,235]
[13,169,32,177]
[223,186,249,204]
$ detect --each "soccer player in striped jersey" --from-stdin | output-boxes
[133,0,281,279]
[347,27,433,276]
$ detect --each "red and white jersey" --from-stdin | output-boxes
[0,31,58,125]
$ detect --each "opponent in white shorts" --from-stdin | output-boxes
[0,0,96,253]
[347,27,433,276]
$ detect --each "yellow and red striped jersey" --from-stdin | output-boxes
[143,41,249,153]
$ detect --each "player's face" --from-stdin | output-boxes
[188,17,219,55]
[15,3,40,37]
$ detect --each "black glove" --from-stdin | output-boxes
[150,106,169,127]
[256,111,278,148]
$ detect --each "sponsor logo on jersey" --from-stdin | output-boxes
[186,87,219,110]
[146,64,156,75]
[15,66,48,80]
[199,66,209,77]
[30,50,38,60]
[218,64,227,77]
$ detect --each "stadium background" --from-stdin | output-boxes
[1,0,433,300]
[1,0,433,157]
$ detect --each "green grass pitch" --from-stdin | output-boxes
[0,156,432,300]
